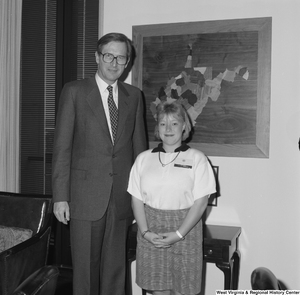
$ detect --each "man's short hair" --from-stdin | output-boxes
[96,32,132,59]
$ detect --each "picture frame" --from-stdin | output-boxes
[208,166,220,206]
[132,17,271,158]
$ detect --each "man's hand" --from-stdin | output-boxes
[54,201,70,225]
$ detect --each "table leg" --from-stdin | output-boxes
[216,260,233,289]
[126,254,136,295]
[232,251,240,290]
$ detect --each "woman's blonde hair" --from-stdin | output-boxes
[154,101,192,141]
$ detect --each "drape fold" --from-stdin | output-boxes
[0,0,22,192]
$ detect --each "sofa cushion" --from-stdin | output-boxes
[0,225,33,253]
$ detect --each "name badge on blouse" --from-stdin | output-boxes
[174,158,193,169]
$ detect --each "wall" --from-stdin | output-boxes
[101,0,300,292]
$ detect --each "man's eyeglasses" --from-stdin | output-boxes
[99,52,127,65]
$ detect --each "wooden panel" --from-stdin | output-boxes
[132,17,271,158]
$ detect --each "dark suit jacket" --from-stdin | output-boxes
[52,76,147,221]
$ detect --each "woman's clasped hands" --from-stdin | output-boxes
[144,231,181,248]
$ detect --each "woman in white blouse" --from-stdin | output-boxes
[127,101,216,295]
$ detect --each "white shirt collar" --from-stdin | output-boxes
[95,73,118,97]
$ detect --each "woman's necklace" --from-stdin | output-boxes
[158,151,180,167]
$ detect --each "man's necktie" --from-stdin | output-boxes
[107,85,118,143]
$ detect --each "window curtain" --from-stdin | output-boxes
[0,0,22,192]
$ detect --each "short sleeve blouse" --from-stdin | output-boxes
[127,144,216,210]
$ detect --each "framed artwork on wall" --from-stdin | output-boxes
[132,17,272,158]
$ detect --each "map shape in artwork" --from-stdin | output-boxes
[149,44,250,126]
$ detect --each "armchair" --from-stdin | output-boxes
[0,191,53,295]
[12,265,59,295]
[251,267,283,290]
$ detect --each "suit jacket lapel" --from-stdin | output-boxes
[114,82,129,145]
[85,78,131,145]
[85,78,111,141]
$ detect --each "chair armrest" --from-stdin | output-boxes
[12,265,59,295]
[0,227,51,295]
[251,267,282,290]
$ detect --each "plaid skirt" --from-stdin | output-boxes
[136,204,203,295]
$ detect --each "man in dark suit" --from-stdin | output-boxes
[52,32,147,295]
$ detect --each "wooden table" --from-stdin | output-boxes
[126,223,241,294]
[203,224,241,290]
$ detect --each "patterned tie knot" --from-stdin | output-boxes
[107,85,113,95]
[107,85,118,143]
